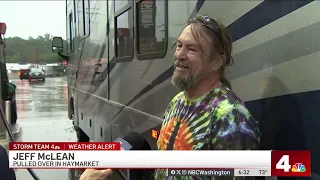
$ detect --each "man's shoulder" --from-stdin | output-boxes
[209,88,253,120]
[208,89,260,148]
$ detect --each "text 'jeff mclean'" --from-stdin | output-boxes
[13,153,75,161]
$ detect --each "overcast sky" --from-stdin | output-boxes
[0,1,66,39]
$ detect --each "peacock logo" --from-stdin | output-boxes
[291,163,306,172]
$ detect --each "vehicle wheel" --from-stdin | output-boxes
[42,78,45,81]
[76,127,90,142]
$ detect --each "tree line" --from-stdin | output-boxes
[4,33,67,64]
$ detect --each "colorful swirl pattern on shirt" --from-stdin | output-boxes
[154,86,260,180]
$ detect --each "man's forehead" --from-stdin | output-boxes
[178,24,213,48]
[177,26,198,46]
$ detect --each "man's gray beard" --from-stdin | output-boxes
[171,74,196,91]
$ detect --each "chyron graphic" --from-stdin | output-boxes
[291,163,306,172]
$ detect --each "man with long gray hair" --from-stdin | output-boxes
[80,15,260,180]
[155,15,260,180]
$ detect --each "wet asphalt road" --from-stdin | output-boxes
[11,76,77,180]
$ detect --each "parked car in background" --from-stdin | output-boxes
[19,68,30,80]
[29,68,45,81]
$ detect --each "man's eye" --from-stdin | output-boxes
[177,44,182,48]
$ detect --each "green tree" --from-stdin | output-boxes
[4,34,67,63]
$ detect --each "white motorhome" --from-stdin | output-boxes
[52,0,320,179]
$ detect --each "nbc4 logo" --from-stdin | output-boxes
[276,155,307,173]
[291,163,306,172]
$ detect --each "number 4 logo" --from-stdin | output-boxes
[276,155,291,172]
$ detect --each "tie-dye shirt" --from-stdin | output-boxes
[154,85,260,180]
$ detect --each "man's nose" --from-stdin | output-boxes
[175,48,187,60]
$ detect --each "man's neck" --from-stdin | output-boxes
[184,76,222,100]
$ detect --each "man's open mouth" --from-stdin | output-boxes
[176,64,189,69]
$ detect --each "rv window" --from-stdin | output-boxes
[77,0,85,36]
[67,13,74,52]
[84,0,90,35]
[77,0,90,37]
[137,0,167,56]
[115,9,133,58]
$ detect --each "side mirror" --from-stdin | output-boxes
[52,37,63,53]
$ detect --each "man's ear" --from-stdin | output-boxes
[211,53,225,71]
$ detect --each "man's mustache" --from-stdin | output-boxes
[174,60,189,68]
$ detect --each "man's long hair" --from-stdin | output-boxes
[187,15,234,89]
